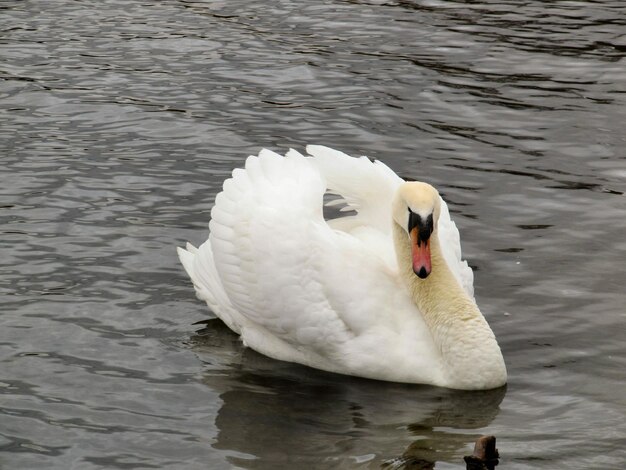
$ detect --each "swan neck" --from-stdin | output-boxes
[393,222,507,389]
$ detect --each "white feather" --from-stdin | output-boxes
[178,146,502,388]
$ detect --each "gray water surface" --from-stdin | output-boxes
[1,1,625,469]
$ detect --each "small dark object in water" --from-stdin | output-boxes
[464,435,499,470]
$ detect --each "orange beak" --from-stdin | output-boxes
[410,227,431,279]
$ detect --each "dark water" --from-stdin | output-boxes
[2,0,625,468]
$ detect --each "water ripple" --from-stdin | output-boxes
[1,0,625,468]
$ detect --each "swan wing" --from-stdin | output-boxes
[189,149,431,372]
[306,145,403,235]
[209,150,355,358]
[437,201,475,297]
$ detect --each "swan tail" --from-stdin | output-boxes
[177,241,241,334]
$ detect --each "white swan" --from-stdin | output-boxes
[178,146,506,390]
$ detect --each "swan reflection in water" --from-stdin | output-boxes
[189,320,506,469]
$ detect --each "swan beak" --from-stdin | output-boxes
[410,227,431,278]
[408,211,433,279]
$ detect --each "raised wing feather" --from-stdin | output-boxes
[208,150,358,360]
[306,145,403,235]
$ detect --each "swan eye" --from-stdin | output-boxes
[408,210,433,243]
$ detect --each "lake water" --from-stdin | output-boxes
[1,1,625,468]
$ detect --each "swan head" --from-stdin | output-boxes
[392,182,441,279]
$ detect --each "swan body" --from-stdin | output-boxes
[178,146,506,390]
